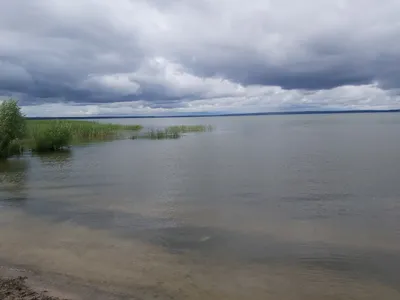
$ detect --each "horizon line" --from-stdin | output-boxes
[26,108,400,119]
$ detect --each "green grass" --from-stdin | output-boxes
[25,120,143,152]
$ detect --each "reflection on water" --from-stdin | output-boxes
[1,114,400,299]
[0,158,29,203]
[0,158,29,185]
[36,150,73,167]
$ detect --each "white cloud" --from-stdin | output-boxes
[82,74,140,96]
[21,83,400,117]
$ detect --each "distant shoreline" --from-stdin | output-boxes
[26,109,400,120]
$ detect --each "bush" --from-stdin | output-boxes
[30,121,72,152]
[0,99,26,159]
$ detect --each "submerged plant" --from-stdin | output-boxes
[142,129,181,140]
[166,125,213,133]
[132,124,213,140]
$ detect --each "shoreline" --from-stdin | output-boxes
[0,276,66,300]
[0,265,75,300]
[0,263,167,300]
[0,265,117,300]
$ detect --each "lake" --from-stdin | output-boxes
[1,113,400,299]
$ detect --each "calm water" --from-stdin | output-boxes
[1,114,400,299]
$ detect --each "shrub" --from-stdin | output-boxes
[0,99,26,159]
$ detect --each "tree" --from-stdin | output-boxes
[0,99,26,159]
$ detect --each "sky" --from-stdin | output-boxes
[1,0,400,117]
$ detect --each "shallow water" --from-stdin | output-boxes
[1,114,400,299]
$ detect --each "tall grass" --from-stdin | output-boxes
[26,120,143,152]
[28,120,72,152]
[27,120,142,140]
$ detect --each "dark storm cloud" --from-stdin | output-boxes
[1,0,400,115]
[185,57,375,91]
[179,32,397,91]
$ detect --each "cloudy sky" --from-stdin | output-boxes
[1,0,400,117]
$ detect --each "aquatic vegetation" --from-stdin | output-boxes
[166,125,213,133]
[28,120,72,152]
[1,100,214,156]
[26,120,143,152]
[132,124,213,140]
[27,120,142,142]
[132,128,181,140]
[0,99,26,159]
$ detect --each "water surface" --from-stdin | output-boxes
[1,114,400,299]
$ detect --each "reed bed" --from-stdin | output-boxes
[26,120,143,152]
